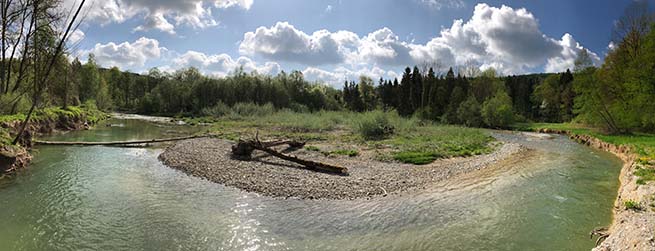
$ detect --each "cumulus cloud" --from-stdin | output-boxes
[240,22,359,65]
[83,37,165,69]
[173,51,280,77]
[303,66,399,87]
[64,0,252,34]
[239,3,599,75]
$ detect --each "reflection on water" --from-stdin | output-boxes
[0,120,621,250]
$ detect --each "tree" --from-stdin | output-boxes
[481,90,514,128]
[457,95,482,127]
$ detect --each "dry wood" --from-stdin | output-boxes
[232,139,348,175]
[34,135,204,146]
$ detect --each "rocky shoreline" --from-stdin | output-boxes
[537,129,655,251]
[159,137,526,200]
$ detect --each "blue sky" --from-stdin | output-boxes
[66,0,649,86]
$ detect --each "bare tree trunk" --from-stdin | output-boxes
[12,0,86,145]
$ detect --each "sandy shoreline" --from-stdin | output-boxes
[158,137,526,200]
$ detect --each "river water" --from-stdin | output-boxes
[0,118,622,250]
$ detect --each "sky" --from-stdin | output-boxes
[64,0,651,86]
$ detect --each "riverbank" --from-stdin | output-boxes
[527,127,655,250]
[159,136,526,200]
[0,106,106,174]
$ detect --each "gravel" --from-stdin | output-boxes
[159,137,525,200]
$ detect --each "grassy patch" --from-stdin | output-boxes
[393,152,441,165]
[379,125,494,164]
[328,149,359,157]
[635,167,655,185]
[304,145,321,152]
[624,200,641,210]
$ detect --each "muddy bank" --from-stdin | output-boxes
[0,111,103,174]
[537,129,655,250]
[159,137,526,200]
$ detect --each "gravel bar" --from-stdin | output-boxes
[159,138,525,200]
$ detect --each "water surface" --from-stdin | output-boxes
[0,119,622,250]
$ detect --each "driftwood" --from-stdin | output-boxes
[34,135,205,146]
[590,226,609,246]
[232,138,348,175]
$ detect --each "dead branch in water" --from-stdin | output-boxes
[34,135,205,146]
[231,136,348,175]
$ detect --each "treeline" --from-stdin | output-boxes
[343,67,572,128]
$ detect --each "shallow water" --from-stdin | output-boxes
[0,119,622,250]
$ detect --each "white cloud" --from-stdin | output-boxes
[419,0,465,10]
[545,33,601,73]
[83,37,165,69]
[65,0,253,34]
[238,3,600,75]
[173,50,280,77]
[303,66,399,87]
[134,12,176,34]
[239,22,359,66]
[68,29,86,45]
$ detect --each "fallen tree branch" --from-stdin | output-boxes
[34,135,205,146]
[232,139,348,175]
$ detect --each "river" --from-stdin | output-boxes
[0,118,622,250]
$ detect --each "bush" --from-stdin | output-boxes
[228,102,275,119]
[457,95,483,127]
[356,111,395,140]
[481,91,515,128]
[200,102,231,117]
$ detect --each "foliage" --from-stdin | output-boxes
[457,95,483,127]
[356,111,395,140]
[624,200,641,210]
[482,91,515,128]
[573,8,655,133]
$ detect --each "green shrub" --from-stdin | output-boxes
[226,102,275,119]
[201,102,231,117]
[356,111,395,140]
[624,200,641,210]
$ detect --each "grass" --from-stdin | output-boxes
[196,108,494,165]
[328,149,359,157]
[635,166,655,185]
[379,125,495,164]
[624,200,641,210]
